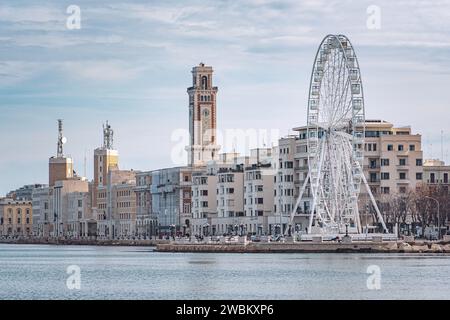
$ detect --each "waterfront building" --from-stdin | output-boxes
[52,177,89,237]
[95,169,137,239]
[151,167,199,236]
[67,190,95,238]
[190,148,276,236]
[191,164,219,236]
[31,186,51,237]
[0,198,32,237]
[134,171,156,238]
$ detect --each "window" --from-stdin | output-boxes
[398,145,404,151]
[370,173,377,182]
[399,187,407,194]
[399,172,407,180]
[409,144,415,151]
[381,159,390,166]
[256,198,264,204]
[430,173,435,183]
[416,159,422,166]
[201,76,208,89]
[445,173,448,184]
[381,172,390,180]
[78,200,82,207]
[381,187,390,194]
[399,158,406,166]
[416,173,423,180]
[387,144,393,151]
[256,185,263,192]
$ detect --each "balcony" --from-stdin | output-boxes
[364,165,380,170]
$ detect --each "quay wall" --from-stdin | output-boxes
[156,241,450,253]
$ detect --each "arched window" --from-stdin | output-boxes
[201,76,208,89]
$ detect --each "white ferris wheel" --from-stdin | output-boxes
[289,34,388,236]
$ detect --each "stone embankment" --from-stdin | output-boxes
[0,238,168,246]
[156,241,450,253]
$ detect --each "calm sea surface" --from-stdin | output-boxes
[0,244,449,300]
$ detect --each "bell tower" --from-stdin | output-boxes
[186,63,220,166]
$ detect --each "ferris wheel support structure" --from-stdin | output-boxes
[286,35,389,237]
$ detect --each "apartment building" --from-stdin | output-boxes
[362,120,423,197]
[191,166,218,236]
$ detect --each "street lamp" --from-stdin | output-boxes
[424,196,440,239]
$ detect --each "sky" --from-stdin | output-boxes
[1,0,450,195]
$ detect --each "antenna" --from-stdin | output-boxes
[103,121,114,149]
[83,148,87,178]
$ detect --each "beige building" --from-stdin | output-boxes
[0,198,33,237]
[52,177,89,237]
[96,169,137,238]
[67,191,95,238]
[423,159,450,191]
[361,120,423,196]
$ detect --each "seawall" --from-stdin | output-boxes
[0,238,167,246]
[156,241,450,253]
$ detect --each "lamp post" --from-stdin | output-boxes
[424,196,440,239]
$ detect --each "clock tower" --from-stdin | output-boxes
[186,63,220,166]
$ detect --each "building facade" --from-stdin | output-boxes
[96,169,137,239]
[134,171,156,238]
[0,199,33,237]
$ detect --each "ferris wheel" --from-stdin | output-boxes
[288,34,388,236]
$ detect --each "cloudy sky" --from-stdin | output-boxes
[1,0,450,195]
